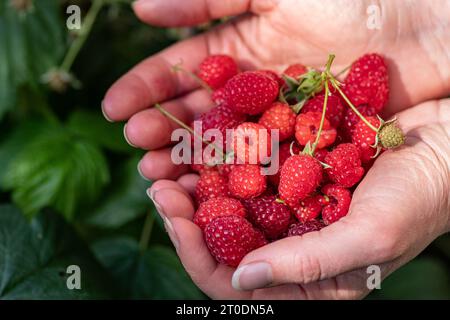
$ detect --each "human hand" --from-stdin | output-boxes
[102,0,450,299]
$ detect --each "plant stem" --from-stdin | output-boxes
[312,80,330,154]
[335,64,351,78]
[172,64,213,94]
[328,77,378,132]
[139,211,155,254]
[60,0,104,72]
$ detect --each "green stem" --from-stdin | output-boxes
[139,211,155,254]
[312,80,330,154]
[335,64,351,78]
[172,64,213,94]
[60,0,104,72]
[328,77,378,132]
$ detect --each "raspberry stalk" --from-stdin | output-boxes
[172,63,213,94]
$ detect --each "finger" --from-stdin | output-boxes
[177,174,200,196]
[103,35,210,121]
[124,89,213,150]
[231,214,400,290]
[171,218,251,299]
[133,0,278,27]
[139,149,190,180]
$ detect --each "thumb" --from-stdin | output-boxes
[231,214,401,291]
[132,0,279,27]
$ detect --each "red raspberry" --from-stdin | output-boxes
[292,195,323,222]
[342,105,377,137]
[223,71,279,115]
[211,87,226,105]
[217,164,235,177]
[204,215,267,267]
[268,141,301,187]
[195,171,230,203]
[283,63,308,79]
[302,89,344,128]
[321,184,352,225]
[228,165,267,199]
[351,116,380,163]
[287,220,325,237]
[279,154,323,207]
[325,143,364,187]
[256,70,284,87]
[295,111,337,149]
[258,102,296,141]
[243,194,292,239]
[197,54,238,90]
[343,53,389,112]
[232,122,271,164]
[314,148,329,163]
[194,197,246,230]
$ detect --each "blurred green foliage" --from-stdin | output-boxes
[0,0,448,300]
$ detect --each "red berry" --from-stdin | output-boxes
[228,165,267,199]
[295,111,337,149]
[223,71,279,115]
[211,87,226,105]
[342,105,377,137]
[283,63,308,79]
[204,215,267,267]
[268,140,301,187]
[321,184,351,225]
[195,171,230,203]
[287,220,325,237]
[197,54,238,90]
[232,122,271,164]
[217,164,235,177]
[194,197,246,230]
[343,53,389,112]
[314,148,329,163]
[325,143,364,187]
[243,194,292,239]
[302,89,344,128]
[258,102,296,141]
[256,70,284,87]
[293,195,323,222]
[279,154,323,207]
[351,116,380,163]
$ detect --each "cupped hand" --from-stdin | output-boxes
[102,0,450,299]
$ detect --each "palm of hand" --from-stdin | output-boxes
[104,0,450,299]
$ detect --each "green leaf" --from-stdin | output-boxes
[86,156,150,229]
[67,110,133,153]
[0,0,65,118]
[375,257,450,299]
[2,128,109,220]
[0,204,111,299]
[92,237,204,299]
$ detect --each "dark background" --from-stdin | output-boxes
[0,0,448,299]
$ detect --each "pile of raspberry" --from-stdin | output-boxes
[185,53,391,267]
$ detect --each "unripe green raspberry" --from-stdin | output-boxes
[378,121,405,149]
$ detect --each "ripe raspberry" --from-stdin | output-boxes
[197,54,238,90]
[217,164,235,177]
[194,197,246,230]
[256,70,284,87]
[243,194,292,239]
[343,53,389,112]
[351,116,380,163]
[204,215,267,267]
[325,143,364,187]
[195,171,230,203]
[287,220,325,237]
[258,102,296,141]
[279,154,323,207]
[228,165,267,199]
[211,87,226,105]
[342,105,377,137]
[314,148,329,163]
[302,89,344,128]
[295,111,337,149]
[268,141,301,187]
[283,63,308,79]
[223,71,279,115]
[292,195,323,222]
[232,122,271,164]
[321,184,351,225]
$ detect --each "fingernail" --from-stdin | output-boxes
[123,124,137,148]
[137,160,150,181]
[101,100,113,122]
[232,262,273,291]
[147,189,179,250]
